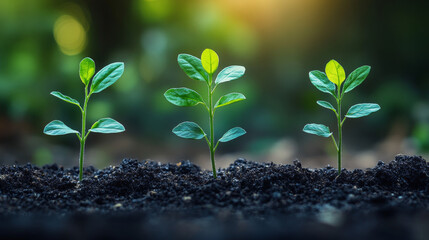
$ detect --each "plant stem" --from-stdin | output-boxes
[79,86,89,181]
[337,87,342,175]
[208,75,216,179]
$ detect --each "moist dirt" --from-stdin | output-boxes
[0,155,428,240]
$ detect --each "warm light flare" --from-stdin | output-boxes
[53,15,86,56]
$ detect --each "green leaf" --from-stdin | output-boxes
[316,100,336,113]
[177,54,209,83]
[309,70,336,97]
[79,57,95,85]
[89,118,125,133]
[44,120,79,136]
[325,59,346,86]
[215,93,246,109]
[343,66,371,93]
[219,127,246,142]
[50,91,81,109]
[172,121,206,139]
[303,124,332,137]
[90,62,124,94]
[201,49,219,74]
[215,66,245,85]
[345,103,380,118]
[164,88,205,107]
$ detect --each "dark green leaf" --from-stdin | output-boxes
[317,100,336,113]
[215,93,246,109]
[89,118,125,133]
[215,66,245,85]
[343,66,371,93]
[172,121,206,139]
[164,88,205,107]
[219,127,246,142]
[44,120,79,136]
[346,103,380,118]
[90,62,124,94]
[51,91,81,109]
[79,57,95,85]
[309,70,336,97]
[303,123,332,137]
[177,54,208,83]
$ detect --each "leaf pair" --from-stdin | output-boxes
[309,60,371,97]
[303,103,381,138]
[51,58,125,112]
[176,52,246,86]
[44,118,125,136]
[80,57,125,94]
[164,88,246,110]
[172,122,246,142]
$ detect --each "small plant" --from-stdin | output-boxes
[164,49,246,178]
[44,57,125,181]
[303,59,380,175]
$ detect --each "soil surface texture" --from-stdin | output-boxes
[0,155,428,240]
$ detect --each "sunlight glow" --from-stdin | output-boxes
[53,15,86,56]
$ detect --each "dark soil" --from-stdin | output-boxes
[0,155,428,240]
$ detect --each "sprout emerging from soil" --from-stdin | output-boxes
[164,49,246,178]
[303,60,380,175]
[43,57,125,181]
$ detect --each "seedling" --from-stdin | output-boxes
[303,60,380,175]
[164,49,246,178]
[44,57,125,181]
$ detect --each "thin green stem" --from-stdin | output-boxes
[336,86,342,175]
[214,140,220,152]
[79,85,89,181]
[208,75,216,179]
[203,134,210,147]
[330,135,338,151]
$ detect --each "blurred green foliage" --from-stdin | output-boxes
[1,0,429,166]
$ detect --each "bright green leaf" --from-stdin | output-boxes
[89,118,125,133]
[201,49,219,74]
[215,93,246,109]
[303,124,332,137]
[172,121,206,139]
[219,127,246,142]
[317,100,336,113]
[345,103,380,118]
[215,66,245,85]
[343,66,371,93]
[90,62,124,94]
[309,70,336,97]
[177,54,209,83]
[44,120,79,136]
[50,91,81,109]
[325,60,346,86]
[79,57,95,85]
[164,88,205,107]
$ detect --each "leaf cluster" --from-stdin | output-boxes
[44,57,125,138]
[304,60,380,137]
[164,49,246,147]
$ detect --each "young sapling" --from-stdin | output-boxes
[44,57,125,181]
[303,60,380,175]
[164,49,246,178]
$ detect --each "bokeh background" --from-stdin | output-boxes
[1,0,428,170]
